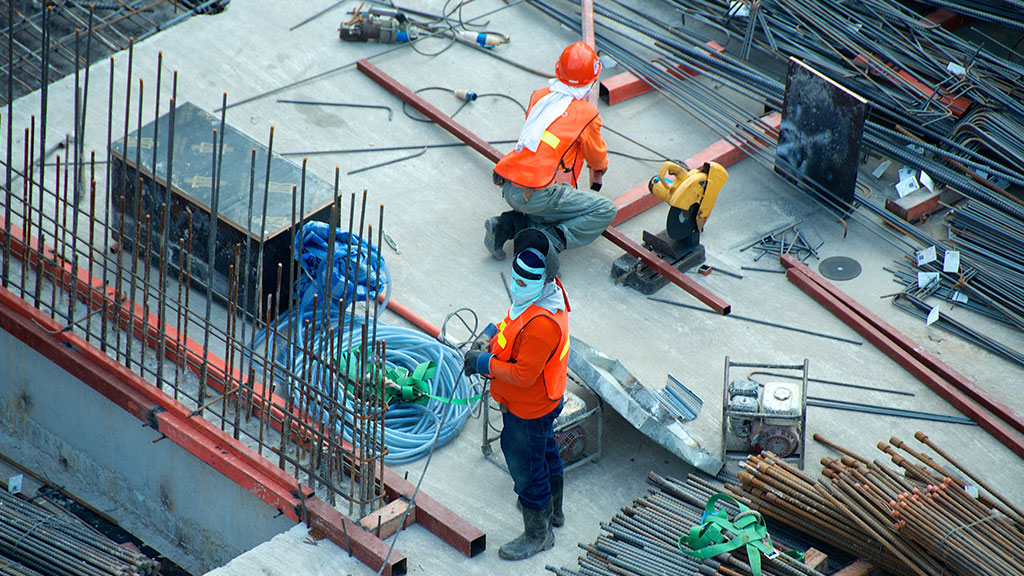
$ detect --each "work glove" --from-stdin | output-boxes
[463,349,494,377]
[470,323,498,352]
[590,167,606,191]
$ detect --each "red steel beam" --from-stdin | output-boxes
[920,8,971,31]
[357,59,503,163]
[599,42,725,106]
[0,285,305,520]
[381,467,486,557]
[603,226,730,314]
[780,255,1024,459]
[0,283,408,574]
[356,65,731,314]
[612,111,782,226]
[852,54,970,117]
[782,254,1024,436]
[0,220,472,569]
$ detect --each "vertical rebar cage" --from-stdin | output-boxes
[0,2,391,518]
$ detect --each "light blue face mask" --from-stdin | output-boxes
[510,274,544,305]
[508,249,547,319]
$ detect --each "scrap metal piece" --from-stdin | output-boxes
[818,255,862,281]
[567,336,722,475]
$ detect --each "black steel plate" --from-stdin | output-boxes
[818,256,861,281]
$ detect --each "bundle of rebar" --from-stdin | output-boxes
[548,472,830,576]
[880,194,1024,367]
[725,433,1024,576]
[531,0,1024,217]
[0,0,224,105]
[0,488,158,576]
[907,0,1024,31]
[739,223,819,263]
[947,200,1024,320]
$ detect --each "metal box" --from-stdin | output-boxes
[110,102,337,314]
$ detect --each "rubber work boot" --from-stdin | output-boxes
[550,475,565,527]
[484,211,518,260]
[498,502,554,560]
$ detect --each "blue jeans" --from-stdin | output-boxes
[503,181,616,250]
[500,401,564,511]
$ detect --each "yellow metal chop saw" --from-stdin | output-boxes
[612,161,728,294]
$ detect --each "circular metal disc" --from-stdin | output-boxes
[818,256,862,281]
[666,205,691,241]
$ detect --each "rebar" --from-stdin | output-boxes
[0,41,392,519]
[722,432,1024,576]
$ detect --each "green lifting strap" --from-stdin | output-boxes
[339,349,483,405]
[678,493,781,576]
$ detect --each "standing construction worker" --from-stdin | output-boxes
[485,41,616,260]
[464,229,570,560]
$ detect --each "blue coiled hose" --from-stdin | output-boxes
[249,223,477,464]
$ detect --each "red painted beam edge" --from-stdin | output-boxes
[0,284,409,576]
[0,285,303,518]
[381,467,486,557]
[357,59,503,164]
[603,227,730,315]
[920,8,971,32]
[306,499,407,576]
[781,254,1024,437]
[352,63,731,315]
[612,112,782,227]
[600,42,725,106]
[0,225,450,568]
[782,270,1024,460]
[852,54,969,116]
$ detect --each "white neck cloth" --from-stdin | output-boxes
[514,79,593,153]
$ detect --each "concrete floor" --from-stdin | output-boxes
[5,0,1023,574]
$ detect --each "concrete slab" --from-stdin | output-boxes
[3,0,1022,574]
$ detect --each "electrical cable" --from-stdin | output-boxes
[401,86,526,122]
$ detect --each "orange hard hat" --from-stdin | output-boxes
[555,41,601,87]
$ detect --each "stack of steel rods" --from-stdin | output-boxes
[0,487,158,576]
[529,0,1024,350]
[891,292,1024,367]
[948,200,1024,315]
[909,0,1024,31]
[0,0,221,105]
[725,433,1024,576]
[549,472,829,576]
[654,0,1024,217]
[886,262,1009,325]
[529,0,1024,221]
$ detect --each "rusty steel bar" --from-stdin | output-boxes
[782,254,1024,459]
[356,59,502,163]
[358,58,731,314]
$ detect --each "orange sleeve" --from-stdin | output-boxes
[579,113,609,172]
[488,316,560,388]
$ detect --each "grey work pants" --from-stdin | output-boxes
[502,181,617,250]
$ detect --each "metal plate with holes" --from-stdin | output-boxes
[819,256,862,281]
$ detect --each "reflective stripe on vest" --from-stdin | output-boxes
[490,305,569,401]
[493,87,600,189]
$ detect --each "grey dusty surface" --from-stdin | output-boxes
[4,0,1023,574]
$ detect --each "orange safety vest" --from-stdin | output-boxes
[494,87,601,189]
[488,293,570,419]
